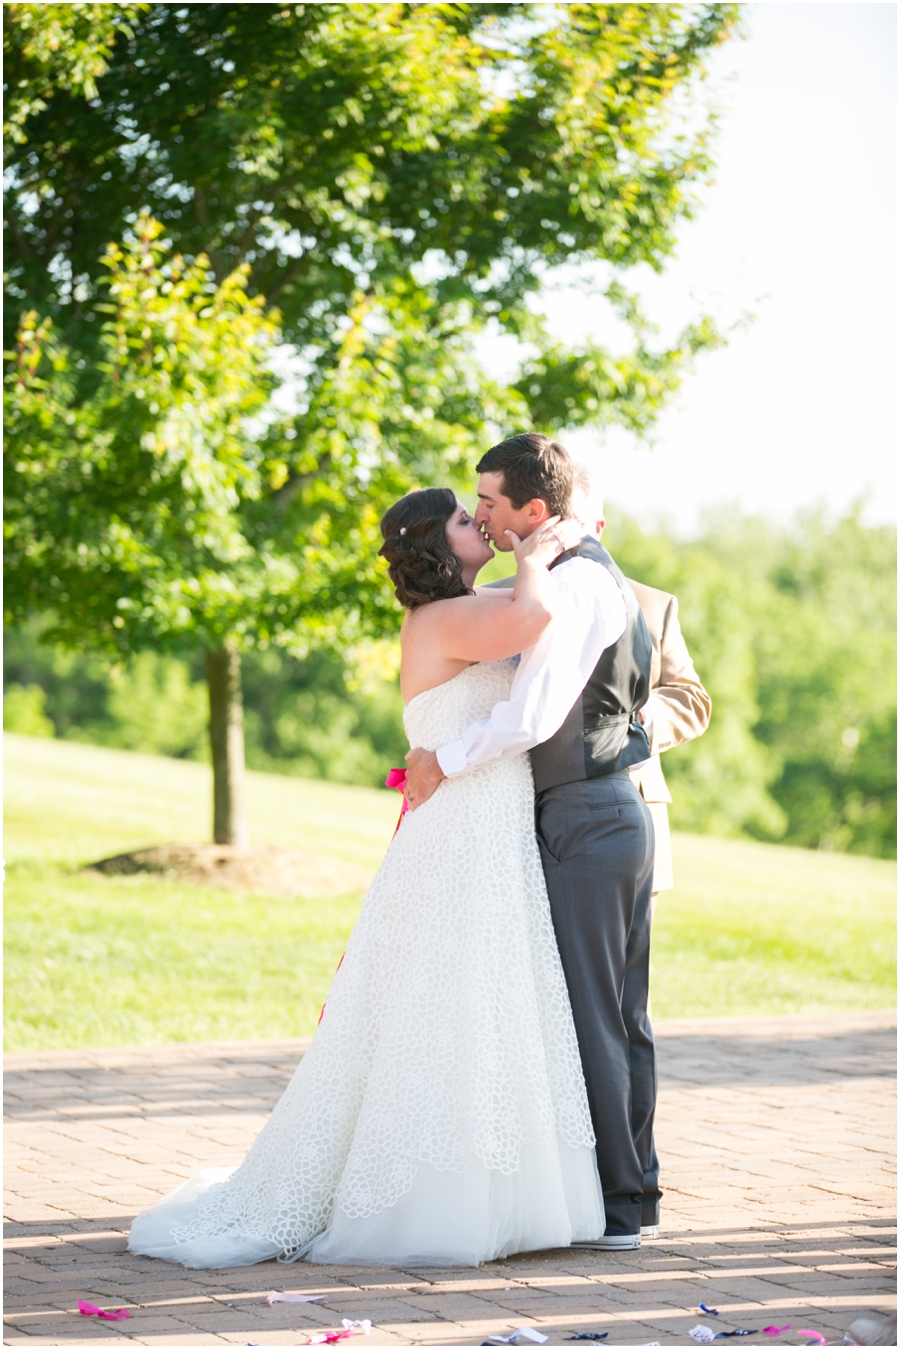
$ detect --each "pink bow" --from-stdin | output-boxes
[77,1301,131,1321]
[385,768,409,834]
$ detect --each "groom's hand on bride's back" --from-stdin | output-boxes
[404,748,445,810]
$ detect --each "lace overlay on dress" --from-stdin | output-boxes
[160,660,595,1260]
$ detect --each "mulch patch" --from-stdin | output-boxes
[86,843,373,899]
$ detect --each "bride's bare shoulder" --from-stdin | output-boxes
[402,592,505,647]
[407,592,508,625]
[400,602,474,702]
[403,586,544,668]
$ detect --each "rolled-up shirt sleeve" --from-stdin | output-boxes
[435,558,627,777]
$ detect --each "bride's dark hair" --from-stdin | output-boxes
[379,487,473,610]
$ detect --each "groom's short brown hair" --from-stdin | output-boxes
[476,433,573,518]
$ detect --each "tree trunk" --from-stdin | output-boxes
[206,641,249,848]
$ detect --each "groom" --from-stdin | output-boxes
[405,432,660,1249]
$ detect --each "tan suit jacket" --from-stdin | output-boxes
[625,580,711,892]
[482,569,711,892]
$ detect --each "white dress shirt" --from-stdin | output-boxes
[435,556,628,778]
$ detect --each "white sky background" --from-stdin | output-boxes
[496,2,898,536]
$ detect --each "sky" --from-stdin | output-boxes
[514,3,897,536]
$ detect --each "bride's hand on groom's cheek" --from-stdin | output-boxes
[404,748,445,810]
[509,516,585,566]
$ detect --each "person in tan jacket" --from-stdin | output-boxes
[570,466,711,896]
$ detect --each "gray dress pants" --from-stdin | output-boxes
[535,773,660,1235]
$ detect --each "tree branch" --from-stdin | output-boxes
[266,253,308,302]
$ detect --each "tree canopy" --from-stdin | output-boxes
[4,215,524,657]
[5,3,736,401]
[5,219,284,652]
[5,3,741,653]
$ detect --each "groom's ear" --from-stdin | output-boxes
[524,498,552,526]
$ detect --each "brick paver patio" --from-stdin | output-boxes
[5,1011,896,1347]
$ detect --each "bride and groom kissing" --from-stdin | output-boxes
[129,431,711,1270]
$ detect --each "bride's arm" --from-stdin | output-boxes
[410,520,566,664]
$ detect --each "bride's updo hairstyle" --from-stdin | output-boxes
[379,487,473,610]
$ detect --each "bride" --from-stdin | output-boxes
[128,486,605,1268]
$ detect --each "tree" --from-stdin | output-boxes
[4,4,740,845]
[4,214,528,843]
[5,220,282,842]
[747,510,897,858]
[3,2,146,147]
[5,4,739,349]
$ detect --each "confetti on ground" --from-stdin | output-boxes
[483,1330,549,1346]
[307,1321,372,1343]
[77,1300,131,1321]
[693,1311,804,1342]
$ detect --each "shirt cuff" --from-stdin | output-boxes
[436,741,468,778]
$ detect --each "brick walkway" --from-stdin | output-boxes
[5,1012,896,1347]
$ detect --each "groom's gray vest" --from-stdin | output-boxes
[530,537,653,793]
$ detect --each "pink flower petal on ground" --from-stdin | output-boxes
[77,1300,131,1320]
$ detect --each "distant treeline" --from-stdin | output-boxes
[4,508,895,860]
[608,506,895,860]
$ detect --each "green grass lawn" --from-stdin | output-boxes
[650,834,895,1018]
[4,733,896,1051]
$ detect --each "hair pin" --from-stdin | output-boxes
[399,527,407,535]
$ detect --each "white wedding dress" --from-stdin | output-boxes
[128,659,605,1268]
